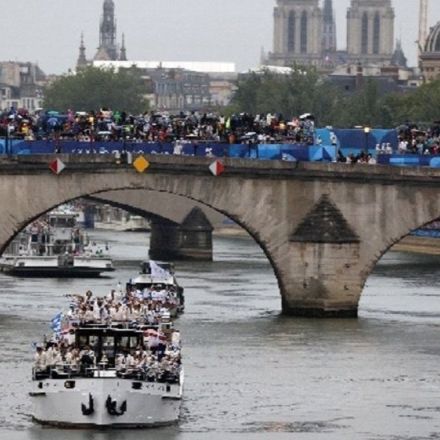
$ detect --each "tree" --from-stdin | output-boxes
[230,66,343,125]
[43,66,149,113]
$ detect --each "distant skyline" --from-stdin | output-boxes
[0,0,438,74]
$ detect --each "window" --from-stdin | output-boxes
[373,12,380,54]
[300,11,308,54]
[361,12,369,54]
[288,11,296,52]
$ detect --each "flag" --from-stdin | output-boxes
[150,261,170,280]
[209,160,225,177]
[50,312,63,334]
[49,158,66,175]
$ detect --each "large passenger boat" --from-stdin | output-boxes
[0,208,114,277]
[30,284,183,428]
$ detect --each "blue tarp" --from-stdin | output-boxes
[315,128,399,158]
[377,155,440,168]
[0,140,338,162]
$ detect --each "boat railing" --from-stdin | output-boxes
[33,364,181,384]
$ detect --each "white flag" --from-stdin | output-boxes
[150,261,170,280]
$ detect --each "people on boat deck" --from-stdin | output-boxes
[34,284,182,383]
[34,330,181,381]
[66,285,178,326]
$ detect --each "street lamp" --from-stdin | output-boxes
[363,126,371,155]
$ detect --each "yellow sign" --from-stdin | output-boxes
[133,156,150,173]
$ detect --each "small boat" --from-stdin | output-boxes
[127,261,185,316]
[0,208,114,277]
[30,286,183,428]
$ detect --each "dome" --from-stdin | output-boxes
[425,22,440,53]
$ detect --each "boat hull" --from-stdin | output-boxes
[0,256,114,277]
[30,377,182,428]
[0,265,114,277]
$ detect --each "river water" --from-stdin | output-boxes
[0,231,439,440]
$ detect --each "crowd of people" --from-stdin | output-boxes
[396,123,440,155]
[1,108,316,145]
[33,285,182,383]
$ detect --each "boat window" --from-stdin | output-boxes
[79,335,88,347]
[89,335,99,350]
[102,336,115,353]
[118,336,139,350]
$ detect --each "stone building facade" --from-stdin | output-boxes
[268,0,396,68]
[420,21,440,82]
[270,0,325,66]
[347,0,394,64]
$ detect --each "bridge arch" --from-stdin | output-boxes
[0,158,286,310]
[5,155,440,318]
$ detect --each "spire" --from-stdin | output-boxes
[391,39,408,68]
[419,0,429,56]
[323,0,333,23]
[322,0,337,52]
[76,33,88,70]
[120,33,127,61]
[95,0,118,61]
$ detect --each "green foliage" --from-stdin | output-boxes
[231,68,440,128]
[43,66,149,114]
[230,66,342,125]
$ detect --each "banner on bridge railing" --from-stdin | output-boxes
[0,140,338,163]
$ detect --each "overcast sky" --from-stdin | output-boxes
[0,0,438,74]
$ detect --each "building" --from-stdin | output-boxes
[269,0,324,67]
[0,62,46,111]
[94,61,237,111]
[420,21,440,82]
[347,0,395,65]
[76,0,127,70]
[268,0,397,69]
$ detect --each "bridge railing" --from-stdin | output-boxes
[0,139,339,163]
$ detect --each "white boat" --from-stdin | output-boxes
[0,209,114,277]
[30,326,183,428]
[127,261,185,315]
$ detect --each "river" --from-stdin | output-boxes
[0,230,439,440]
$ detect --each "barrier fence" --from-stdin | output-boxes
[0,139,339,162]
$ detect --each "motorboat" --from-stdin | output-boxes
[127,261,185,316]
[30,280,184,428]
[30,325,183,428]
[0,208,114,277]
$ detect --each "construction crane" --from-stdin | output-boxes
[418,0,429,57]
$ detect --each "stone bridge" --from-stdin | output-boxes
[2,154,440,318]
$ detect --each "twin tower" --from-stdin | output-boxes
[269,0,395,67]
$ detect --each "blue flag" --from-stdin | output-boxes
[51,312,63,334]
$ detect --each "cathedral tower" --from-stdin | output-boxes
[269,0,323,67]
[95,0,118,61]
[347,0,394,65]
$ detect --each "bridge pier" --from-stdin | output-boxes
[149,208,213,261]
[279,242,363,317]
[279,195,363,318]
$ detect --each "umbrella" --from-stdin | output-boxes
[299,113,315,120]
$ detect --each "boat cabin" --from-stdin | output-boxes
[76,327,145,368]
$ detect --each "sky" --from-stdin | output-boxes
[0,0,438,75]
